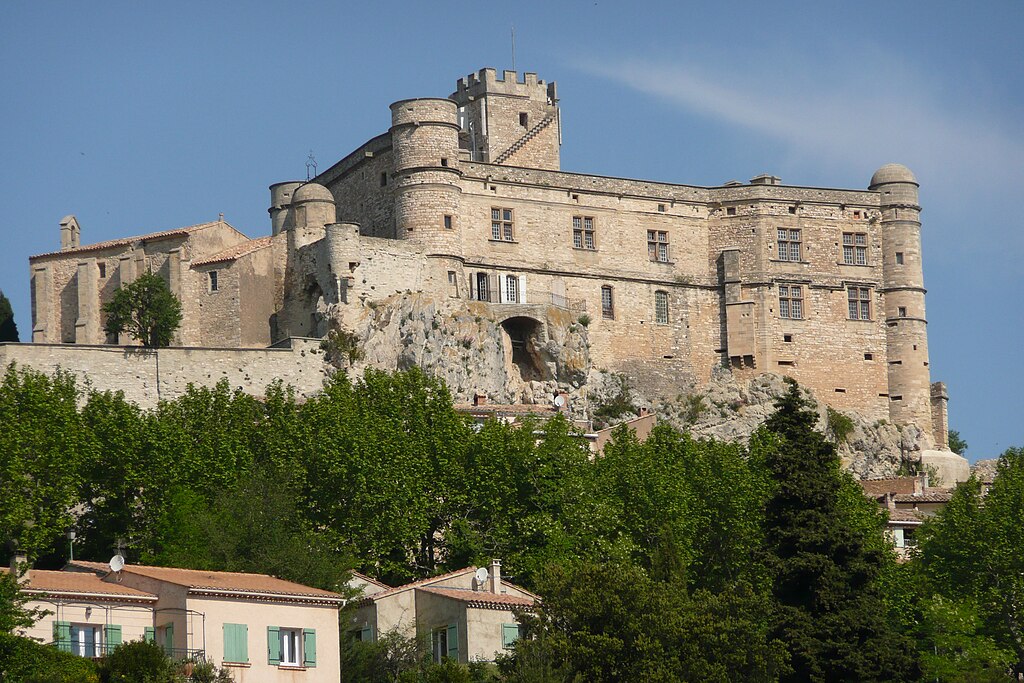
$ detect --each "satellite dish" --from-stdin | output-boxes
[475,567,489,585]
[553,394,566,408]
[109,554,125,573]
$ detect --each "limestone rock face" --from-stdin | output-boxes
[326,295,937,479]
[971,458,998,483]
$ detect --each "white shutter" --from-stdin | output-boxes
[499,274,507,303]
[518,275,527,304]
[469,272,476,300]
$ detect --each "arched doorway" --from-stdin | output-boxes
[500,316,550,382]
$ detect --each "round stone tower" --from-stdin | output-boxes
[871,164,933,440]
[289,182,336,248]
[389,98,463,257]
[269,181,303,235]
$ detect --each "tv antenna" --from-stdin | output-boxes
[306,151,318,180]
[511,24,516,72]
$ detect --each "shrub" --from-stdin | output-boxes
[0,632,99,683]
[826,406,855,443]
[577,314,591,327]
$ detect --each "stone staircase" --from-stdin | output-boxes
[493,114,556,164]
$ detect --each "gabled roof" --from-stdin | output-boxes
[351,571,391,590]
[191,236,273,267]
[893,490,953,504]
[69,561,344,602]
[887,508,926,524]
[1,567,156,601]
[30,220,244,260]
[418,586,536,609]
[363,567,479,601]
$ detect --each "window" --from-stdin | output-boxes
[447,271,459,298]
[778,284,803,319]
[491,208,514,241]
[655,290,669,324]
[726,206,736,216]
[380,172,387,187]
[268,626,316,668]
[440,157,448,167]
[223,623,248,663]
[848,286,871,320]
[601,286,614,320]
[777,228,802,261]
[573,216,595,249]
[98,262,106,278]
[895,252,904,264]
[354,626,374,642]
[898,306,907,317]
[842,232,868,265]
[502,623,523,649]
[475,272,490,302]
[519,112,528,127]
[444,214,453,229]
[505,275,520,303]
[54,623,107,658]
[657,204,666,212]
[432,625,458,663]
[208,270,219,292]
[647,230,669,262]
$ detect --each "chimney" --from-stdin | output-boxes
[60,215,81,251]
[474,393,487,406]
[9,552,29,585]
[490,559,502,594]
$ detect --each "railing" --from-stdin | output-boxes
[164,647,207,663]
[550,293,587,312]
[50,640,205,662]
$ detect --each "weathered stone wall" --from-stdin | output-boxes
[0,338,328,409]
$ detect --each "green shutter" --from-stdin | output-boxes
[302,628,317,667]
[164,623,174,654]
[105,625,123,653]
[502,623,520,649]
[223,623,248,663]
[446,623,459,661]
[54,621,72,652]
[144,626,156,643]
[267,626,281,665]
[359,626,374,642]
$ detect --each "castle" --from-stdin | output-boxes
[18,67,956,460]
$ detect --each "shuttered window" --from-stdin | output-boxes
[303,628,317,667]
[223,623,248,663]
[104,625,122,654]
[54,621,72,652]
[502,623,522,649]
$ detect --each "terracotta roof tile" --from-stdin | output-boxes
[893,490,953,504]
[860,478,919,496]
[191,236,273,266]
[418,586,536,609]
[366,567,479,601]
[19,569,156,600]
[351,571,390,590]
[30,221,239,260]
[887,509,926,523]
[69,561,343,600]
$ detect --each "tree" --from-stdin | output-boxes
[762,379,920,682]
[0,563,48,634]
[102,272,182,347]
[948,429,968,456]
[0,290,18,342]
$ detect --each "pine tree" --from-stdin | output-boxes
[763,379,920,682]
[0,290,18,342]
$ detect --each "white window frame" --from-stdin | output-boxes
[431,627,448,664]
[280,627,301,667]
[70,624,101,658]
[505,275,519,303]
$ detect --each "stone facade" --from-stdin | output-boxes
[21,66,954,451]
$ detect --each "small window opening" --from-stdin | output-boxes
[891,395,903,401]
[380,172,388,187]
[98,262,106,278]
[777,360,794,366]
[898,306,907,317]
[834,388,847,393]
[913,344,917,350]
[895,252,904,264]
[490,185,497,192]
[853,210,862,219]
[788,206,797,214]
[727,206,736,216]
[440,157,448,167]
[783,334,793,343]
[208,271,219,292]
[657,204,666,212]
[572,194,579,202]
[864,352,873,360]
[519,112,528,127]
[447,271,458,298]
[889,360,902,365]
[444,215,453,230]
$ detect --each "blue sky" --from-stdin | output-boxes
[2,1,1020,461]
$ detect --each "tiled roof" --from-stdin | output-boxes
[30,221,239,259]
[365,567,479,601]
[351,571,390,590]
[893,490,953,504]
[418,586,536,609]
[454,404,558,415]
[191,236,273,266]
[69,561,343,600]
[14,569,156,600]
[887,509,926,523]
[860,477,919,496]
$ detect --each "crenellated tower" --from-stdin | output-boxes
[450,68,560,170]
[389,98,464,257]
[872,164,935,444]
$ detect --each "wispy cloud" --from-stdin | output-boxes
[579,54,1024,261]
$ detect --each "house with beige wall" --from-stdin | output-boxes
[348,560,536,664]
[7,557,345,682]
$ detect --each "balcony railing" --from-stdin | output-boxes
[51,640,205,663]
[469,290,586,311]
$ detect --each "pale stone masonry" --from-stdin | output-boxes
[21,66,953,453]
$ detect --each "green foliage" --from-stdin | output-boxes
[339,627,495,683]
[0,565,49,633]
[0,632,99,683]
[762,379,921,681]
[321,328,365,368]
[99,640,173,683]
[681,393,707,423]
[576,314,590,327]
[591,374,635,429]
[102,272,182,347]
[0,290,18,342]
[917,594,1014,682]
[825,406,855,443]
[948,429,968,456]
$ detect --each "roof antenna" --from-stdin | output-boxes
[511,24,516,73]
[306,151,317,181]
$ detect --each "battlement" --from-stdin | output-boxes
[453,68,557,104]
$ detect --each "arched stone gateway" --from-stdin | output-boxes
[500,316,551,383]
